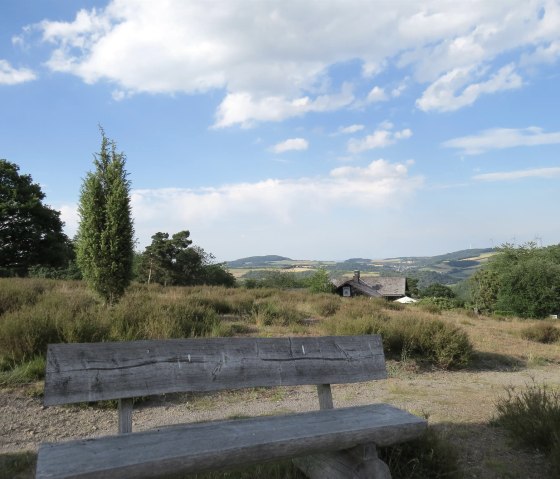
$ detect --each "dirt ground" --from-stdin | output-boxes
[2,358,559,478]
[2,312,560,478]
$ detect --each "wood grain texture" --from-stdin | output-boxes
[317,384,334,410]
[118,399,133,434]
[293,444,391,479]
[36,403,426,479]
[43,336,386,405]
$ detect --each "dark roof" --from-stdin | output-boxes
[333,276,406,298]
[362,277,406,297]
[333,278,382,297]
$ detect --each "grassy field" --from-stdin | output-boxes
[1,278,559,478]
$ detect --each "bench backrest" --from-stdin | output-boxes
[44,335,386,406]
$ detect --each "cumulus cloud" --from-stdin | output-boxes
[26,1,560,124]
[270,138,309,153]
[0,59,36,85]
[416,64,522,112]
[214,86,354,128]
[473,167,560,181]
[347,123,412,154]
[336,124,365,135]
[443,127,560,155]
[366,86,388,103]
[123,159,422,249]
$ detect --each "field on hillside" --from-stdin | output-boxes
[1,278,559,478]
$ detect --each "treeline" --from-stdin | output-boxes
[1,143,234,291]
[466,243,560,318]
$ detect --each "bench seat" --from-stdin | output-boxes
[37,403,425,479]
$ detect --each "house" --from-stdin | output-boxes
[333,271,407,301]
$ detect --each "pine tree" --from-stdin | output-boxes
[76,129,134,304]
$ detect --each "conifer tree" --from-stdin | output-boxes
[76,129,134,304]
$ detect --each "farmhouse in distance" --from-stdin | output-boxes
[333,271,407,301]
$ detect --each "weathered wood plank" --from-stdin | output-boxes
[317,384,334,410]
[293,444,391,479]
[44,336,386,405]
[118,398,133,434]
[36,403,426,479]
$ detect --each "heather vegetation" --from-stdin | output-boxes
[0,278,474,384]
[494,383,560,476]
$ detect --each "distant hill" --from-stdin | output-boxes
[227,255,292,268]
[227,248,496,287]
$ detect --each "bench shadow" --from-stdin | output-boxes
[465,351,526,372]
[410,421,554,479]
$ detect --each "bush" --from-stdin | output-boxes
[322,309,473,369]
[251,299,305,326]
[493,382,560,475]
[520,323,560,344]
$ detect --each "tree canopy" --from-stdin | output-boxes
[0,159,72,275]
[75,131,134,304]
[137,230,235,287]
[469,243,560,318]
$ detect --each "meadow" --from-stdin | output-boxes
[1,278,559,478]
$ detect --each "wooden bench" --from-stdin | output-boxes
[36,335,427,478]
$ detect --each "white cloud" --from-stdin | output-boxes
[473,167,560,181]
[270,138,309,154]
[127,159,422,250]
[337,124,365,135]
[347,125,412,154]
[214,86,354,128]
[416,63,522,112]
[443,127,560,155]
[59,159,422,253]
[0,59,36,85]
[366,86,388,103]
[28,1,560,124]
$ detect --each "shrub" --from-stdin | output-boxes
[251,299,305,327]
[520,323,560,344]
[322,310,473,369]
[311,295,341,317]
[493,382,560,475]
[0,278,49,316]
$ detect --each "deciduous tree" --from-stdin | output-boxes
[0,159,71,275]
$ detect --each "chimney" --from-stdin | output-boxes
[353,270,360,282]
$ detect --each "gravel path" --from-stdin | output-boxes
[2,362,559,478]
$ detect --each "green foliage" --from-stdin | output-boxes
[405,277,419,297]
[420,283,456,299]
[0,356,45,386]
[305,268,334,293]
[137,231,235,287]
[468,268,500,314]
[379,428,463,479]
[0,159,73,275]
[493,382,560,475]
[417,297,463,312]
[0,451,37,479]
[471,243,560,318]
[520,323,560,344]
[242,270,306,289]
[322,302,473,369]
[76,130,134,304]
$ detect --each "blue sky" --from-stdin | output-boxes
[1,0,560,261]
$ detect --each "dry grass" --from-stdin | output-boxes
[2,278,560,477]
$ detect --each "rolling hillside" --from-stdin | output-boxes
[227,248,496,287]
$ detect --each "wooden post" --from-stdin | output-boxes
[294,384,392,478]
[118,398,133,434]
[317,384,333,410]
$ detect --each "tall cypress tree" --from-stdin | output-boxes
[76,129,134,304]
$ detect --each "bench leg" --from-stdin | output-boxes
[293,443,391,479]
